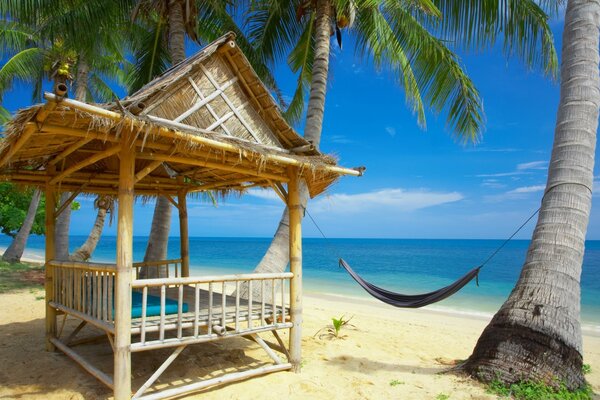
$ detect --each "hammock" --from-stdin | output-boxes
[339,259,481,308]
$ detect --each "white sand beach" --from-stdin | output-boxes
[0,288,598,399]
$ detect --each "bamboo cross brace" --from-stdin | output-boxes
[54,183,89,218]
[48,138,93,167]
[133,345,188,399]
[187,77,233,136]
[49,144,122,185]
[135,160,164,183]
[199,64,263,144]
[174,76,239,123]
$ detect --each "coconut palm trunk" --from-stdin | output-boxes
[2,189,42,263]
[246,0,331,289]
[462,0,600,389]
[70,58,114,262]
[141,0,186,276]
[70,196,112,262]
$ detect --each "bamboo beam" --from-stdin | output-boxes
[48,138,93,167]
[50,337,114,390]
[136,153,288,183]
[177,178,190,277]
[45,167,57,352]
[0,125,36,167]
[114,138,135,400]
[50,144,122,185]
[288,167,303,373]
[131,272,293,288]
[135,160,163,183]
[42,93,362,178]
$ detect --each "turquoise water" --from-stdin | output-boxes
[3,235,599,329]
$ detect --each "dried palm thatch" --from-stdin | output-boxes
[0,33,362,199]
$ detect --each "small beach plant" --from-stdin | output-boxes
[487,378,593,400]
[314,315,355,339]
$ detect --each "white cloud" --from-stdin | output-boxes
[517,161,547,171]
[385,126,396,137]
[507,185,545,194]
[477,171,522,178]
[311,188,464,214]
[328,134,354,144]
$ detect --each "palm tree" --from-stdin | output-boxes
[245,0,558,282]
[462,0,600,389]
[1,189,42,263]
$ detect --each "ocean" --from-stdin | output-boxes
[2,235,599,332]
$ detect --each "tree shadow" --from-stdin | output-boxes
[327,354,447,375]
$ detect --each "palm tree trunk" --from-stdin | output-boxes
[54,194,71,261]
[245,0,331,293]
[462,0,600,390]
[141,0,186,276]
[70,196,111,262]
[168,0,186,64]
[75,56,89,102]
[2,189,42,263]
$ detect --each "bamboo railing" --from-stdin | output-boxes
[129,272,293,352]
[48,260,117,332]
[133,259,182,279]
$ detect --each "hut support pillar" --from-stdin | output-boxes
[45,168,56,351]
[177,178,190,277]
[287,168,302,373]
[114,142,135,400]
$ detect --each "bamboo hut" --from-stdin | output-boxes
[0,32,362,399]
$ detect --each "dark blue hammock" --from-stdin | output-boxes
[339,258,481,308]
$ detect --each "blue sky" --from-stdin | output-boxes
[5,12,600,240]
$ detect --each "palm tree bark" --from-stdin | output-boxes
[462,0,600,389]
[142,0,186,276]
[54,192,72,260]
[70,196,111,262]
[2,189,41,263]
[75,56,89,102]
[244,0,331,294]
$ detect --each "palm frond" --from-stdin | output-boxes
[425,0,558,77]
[246,0,304,66]
[354,4,426,128]
[0,20,38,57]
[88,73,119,102]
[0,47,44,102]
[125,18,170,93]
[382,2,484,141]
[284,12,315,124]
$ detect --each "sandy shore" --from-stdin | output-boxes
[0,289,598,399]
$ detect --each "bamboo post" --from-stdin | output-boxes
[114,139,135,400]
[45,166,57,351]
[177,178,190,277]
[287,167,303,372]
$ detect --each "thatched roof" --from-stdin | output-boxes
[0,33,361,198]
